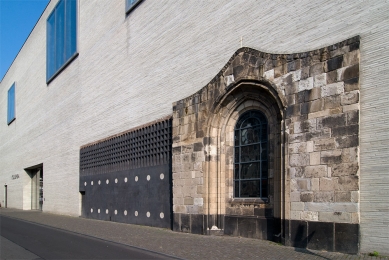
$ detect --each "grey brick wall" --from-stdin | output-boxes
[0,0,388,254]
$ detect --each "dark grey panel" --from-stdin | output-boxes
[307,221,334,251]
[81,164,171,228]
[335,223,359,254]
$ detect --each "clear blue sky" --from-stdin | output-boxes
[0,0,49,81]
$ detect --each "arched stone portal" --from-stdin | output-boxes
[172,37,360,254]
[203,80,285,240]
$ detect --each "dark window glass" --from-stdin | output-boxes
[234,110,268,198]
[7,83,16,124]
[46,0,77,82]
[125,0,142,14]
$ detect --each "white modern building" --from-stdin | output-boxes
[1,0,388,255]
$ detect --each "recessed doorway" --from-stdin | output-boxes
[25,164,43,211]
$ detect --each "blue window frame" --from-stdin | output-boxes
[126,0,143,14]
[234,110,268,198]
[7,83,16,125]
[46,0,77,83]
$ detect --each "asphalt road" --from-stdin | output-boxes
[0,215,177,259]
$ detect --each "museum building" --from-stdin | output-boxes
[1,0,388,255]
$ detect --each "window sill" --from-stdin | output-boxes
[46,52,79,85]
[228,198,268,205]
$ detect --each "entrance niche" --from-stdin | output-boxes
[210,81,283,241]
[25,164,43,211]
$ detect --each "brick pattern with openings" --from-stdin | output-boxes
[80,118,172,176]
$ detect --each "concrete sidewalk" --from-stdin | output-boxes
[0,208,386,260]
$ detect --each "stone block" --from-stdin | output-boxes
[307,109,331,119]
[303,165,327,178]
[197,185,203,194]
[286,94,295,105]
[311,178,319,191]
[286,104,301,119]
[351,191,359,203]
[263,69,274,81]
[290,167,304,178]
[289,142,307,154]
[332,202,358,213]
[291,70,302,81]
[340,64,359,81]
[331,125,358,138]
[309,62,325,76]
[340,90,359,105]
[321,82,344,97]
[314,73,326,88]
[324,95,341,109]
[291,211,301,220]
[184,197,194,205]
[291,202,304,211]
[194,198,203,206]
[297,179,309,191]
[342,104,359,113]
[331,163,359,177]
[174,205,186,213]
[301,211,318,221]
[336,176,359,191]
[314,191,334,202]
[307,141,314,152]
[291,192,301,202]
[326,70,338,84]
[346,110,358,125]
[320,177,338,191]
[304,202,331,212]
[344,77,359,92]
[300,192,314,202]
[298,77,313,91]
[313,138,336,151]
[327,56,343,72]
[308,99,323,113]
[330,45,349,57]
[335,135,358,149]
[304,87,321,102]
[241,207,254,216]
[341,147,358,163]
[321,149,342,164]
[335,192,351,202]
[288,60,300,72]
[305,128,331,142]
[350,212,359,224]
[310,152,321,165]
[300,66,309,80]
[319,212,351,223]
[317,114,346,129]
[294,119,316,133]
[290,153,310,167]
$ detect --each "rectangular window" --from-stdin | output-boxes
[7,83,16,125]
[125,0,143,14]
[46,0,77,83]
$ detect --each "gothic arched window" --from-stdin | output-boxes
[234,110,268,198]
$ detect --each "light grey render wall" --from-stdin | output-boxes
[0,0,388,254]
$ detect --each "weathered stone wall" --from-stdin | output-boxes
[172,37,360,252]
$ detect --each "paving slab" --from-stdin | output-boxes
[0,208,387,260]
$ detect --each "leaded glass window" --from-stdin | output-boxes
[234,110,268,198]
